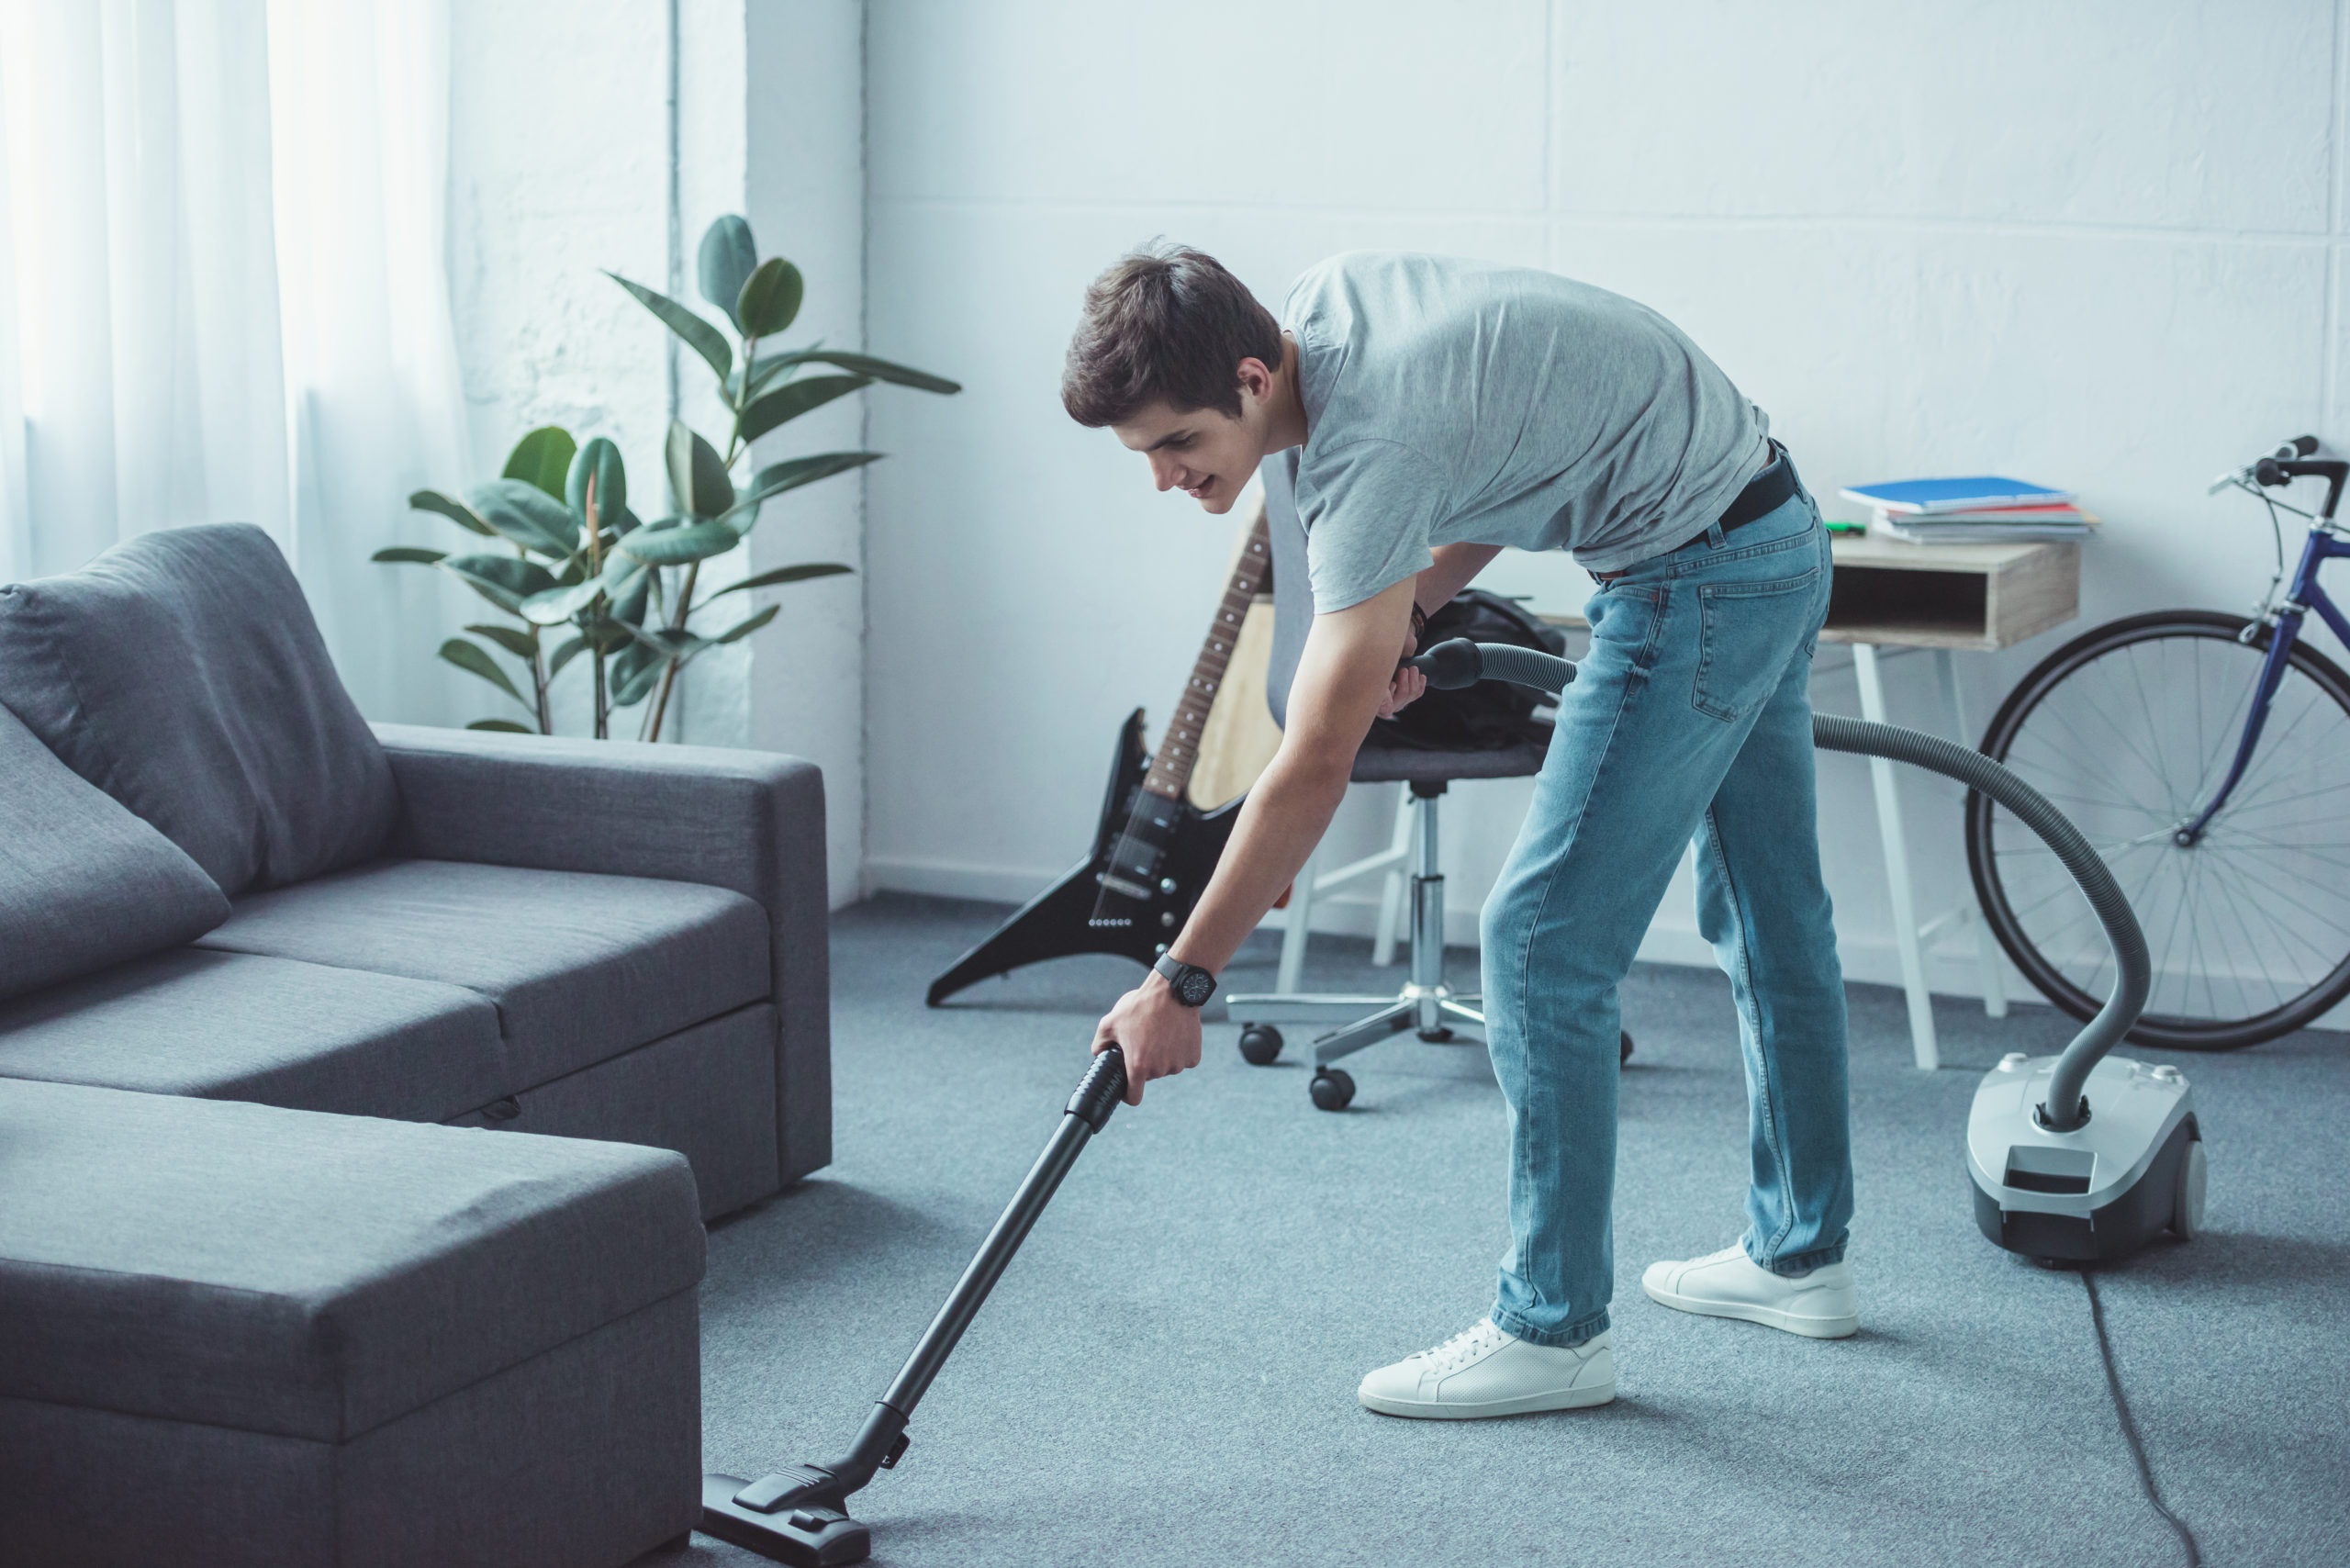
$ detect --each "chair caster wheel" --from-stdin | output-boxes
[1237,1025,1283,1066]
[1620,1030,1633,1064]
[1417,1026,1454,1043]
[1310,1069,1355,1112]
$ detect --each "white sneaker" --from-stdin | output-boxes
[1640,1244,1857,1338]
[1357,1318,1615,1419]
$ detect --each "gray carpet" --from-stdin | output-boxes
[666,894,2349,1568]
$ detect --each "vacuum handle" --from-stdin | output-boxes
[1409,637,1578,692]
[867,1047,1126,1430]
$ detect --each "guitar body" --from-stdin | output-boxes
[925,709,1242,1005]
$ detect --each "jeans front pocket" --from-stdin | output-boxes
[1692,569,1819,722]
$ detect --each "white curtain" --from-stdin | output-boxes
[0,0,472,722]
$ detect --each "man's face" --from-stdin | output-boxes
[1111,356,1278,515]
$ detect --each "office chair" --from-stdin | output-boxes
[1225,451,1556,1111]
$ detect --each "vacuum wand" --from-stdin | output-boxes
[700,1047,1129,1566]
[1405,638,2151,1129]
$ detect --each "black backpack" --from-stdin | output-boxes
[1371,589,1567,752]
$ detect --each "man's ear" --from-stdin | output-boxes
[1235,355,1275,403]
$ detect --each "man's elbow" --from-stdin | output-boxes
[1273,732,1362,801]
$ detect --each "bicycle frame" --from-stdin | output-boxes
[2178,473,2350,844]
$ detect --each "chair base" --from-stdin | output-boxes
[1225,985,1485,1064]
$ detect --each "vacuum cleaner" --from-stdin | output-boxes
[1408,638,2203,1264]
[701,640,2199,1565]
[701,1047,1127,1565]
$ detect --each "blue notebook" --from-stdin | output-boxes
[1840,476,2074,515]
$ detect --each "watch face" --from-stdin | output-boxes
[1175,966,1216,1007]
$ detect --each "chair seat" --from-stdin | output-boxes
[1349,739,1548,785]
[196,858,769,1091]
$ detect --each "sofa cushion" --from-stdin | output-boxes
[0,1078,703,1442]
[0,523,398,895]
[0,949,509,1123]
[196,858,770,1091]
[0,701,229,1002]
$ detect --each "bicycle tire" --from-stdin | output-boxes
[1967,609,2350,1050]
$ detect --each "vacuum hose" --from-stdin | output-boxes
[1408,640,2150,1129]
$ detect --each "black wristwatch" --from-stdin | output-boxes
[1152,952,1218,1008]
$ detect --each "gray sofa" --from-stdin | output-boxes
[0,523,833,1564]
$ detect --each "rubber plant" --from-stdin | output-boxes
[375,214,958,739]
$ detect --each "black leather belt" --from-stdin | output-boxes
[1718,439,1798,532]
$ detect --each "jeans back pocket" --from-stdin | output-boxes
[1692,569,1820,722]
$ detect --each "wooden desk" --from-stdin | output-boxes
[1822,534,2078,649]
[1542,533,2083,1071]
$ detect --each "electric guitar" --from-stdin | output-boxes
[926,515,1273,1005]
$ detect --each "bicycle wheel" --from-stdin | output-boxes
[1967,610,2350,1050]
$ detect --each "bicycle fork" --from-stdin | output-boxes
[2179,524,2350,844]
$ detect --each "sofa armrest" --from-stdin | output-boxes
[371,722,830,1180]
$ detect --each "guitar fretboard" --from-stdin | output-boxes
[1142,514,1272,800]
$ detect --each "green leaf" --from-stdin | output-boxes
[566,436,627,533]
[548,635,588,678]
[518,554,645,627]
[465,622,540,659]
[618,519,742,566]
[665,420,734,518]
[714,603,781,644]
[501,426,576,499]
[723,451,883,512]
[607,271,732,383]
[409,488,495,536]
[610,644,667,707]
[736,256,804,338]
[621,624,710,660]
[708,562,854,599]
[738,375,869,443]
[372,546,447,565]
[439,638,529,707]
[466,719,536,734]
[439,554,559,614]
[698,216,759,331]
[465,478,580,557]
[746,349,959,398]
[610,561,654,626]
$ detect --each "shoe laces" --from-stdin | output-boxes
[1414,1319,1508,1374]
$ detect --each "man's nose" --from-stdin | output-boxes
[1149,454,1180,491]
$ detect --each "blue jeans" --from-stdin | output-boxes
[1481,492,1853,1349]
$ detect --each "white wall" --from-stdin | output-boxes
[860,0,2350,1005]
[447,0,868,906]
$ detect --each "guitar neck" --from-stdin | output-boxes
[1142,511,1273,801]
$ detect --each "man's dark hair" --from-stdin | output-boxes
[1061,241,1282,427]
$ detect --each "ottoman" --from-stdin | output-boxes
[0,1079,705,1567]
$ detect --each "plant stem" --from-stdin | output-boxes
[532,644,552,734]
[593,649,608,739]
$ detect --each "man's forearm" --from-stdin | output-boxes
[1417,543,1503,617]
[1167,747,1351,976]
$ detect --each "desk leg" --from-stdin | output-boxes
[1277,845,1317,995]
[1855,644,1939,1070]
[1934,649,2009,1020]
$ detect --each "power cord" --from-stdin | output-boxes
[2081,1270,2202,1566]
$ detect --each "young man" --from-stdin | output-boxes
[1061,244,1856,1419]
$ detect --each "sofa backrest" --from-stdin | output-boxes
[0,523,399,896]
[0,700,229,1002]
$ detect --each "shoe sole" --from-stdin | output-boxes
[1358,1382,1616,1419]
[1640,1276,1857,1338]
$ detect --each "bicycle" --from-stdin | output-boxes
[1964,434,2350,1050]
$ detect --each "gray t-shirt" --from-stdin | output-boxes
[1281,252,1772,612]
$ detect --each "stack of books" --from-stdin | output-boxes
[1839,476,2096,543]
